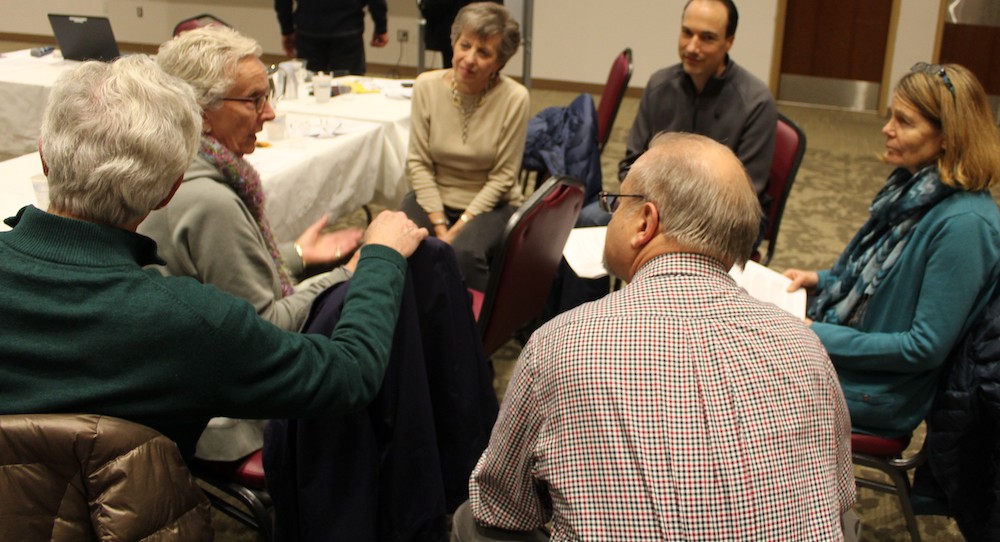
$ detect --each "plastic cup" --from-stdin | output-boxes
[266,112,287,141]
[313,72,332,104]
[31,174,49,209]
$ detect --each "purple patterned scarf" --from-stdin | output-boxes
[198,136,295,296]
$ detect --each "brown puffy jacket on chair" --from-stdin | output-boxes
[0,414,214,541]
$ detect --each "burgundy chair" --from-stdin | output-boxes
[755,113,807,266]
[596,48,633,153]
[851,433,925,542]
[172,14,230,37]
[469,176,585,356]
[190,450,272,541]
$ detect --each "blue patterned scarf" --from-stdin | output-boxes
[809,166,955,325]
[198,136,295,297]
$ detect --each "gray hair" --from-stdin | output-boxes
[629,132,761,265]
[41,55,202,227]
[450,2,521,68]
[157,25,261,110]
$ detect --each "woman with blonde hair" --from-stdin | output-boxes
[785,63,1000,438]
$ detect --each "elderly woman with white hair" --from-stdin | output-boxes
[139,25,363,461]
[402,2,529,291]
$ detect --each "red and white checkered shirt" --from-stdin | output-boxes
[471,254,856,540]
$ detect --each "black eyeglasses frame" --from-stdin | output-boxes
[598,191,645,213]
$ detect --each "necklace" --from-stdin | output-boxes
[450,74,490,144]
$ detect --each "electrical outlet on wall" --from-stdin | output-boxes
[397,29,409,43]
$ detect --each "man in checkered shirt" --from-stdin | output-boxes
[453,133,856,540]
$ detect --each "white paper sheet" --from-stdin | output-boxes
[563,227,609,279]
[729,260,807,319]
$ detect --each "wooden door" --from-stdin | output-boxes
[777,0,894,110]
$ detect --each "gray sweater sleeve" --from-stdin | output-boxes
[140,177,347,332]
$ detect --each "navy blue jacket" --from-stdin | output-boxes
[918,288,1000,542]
[522,92,602,204]
[263,238,498,541]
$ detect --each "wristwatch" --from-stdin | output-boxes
[459,213,472,223]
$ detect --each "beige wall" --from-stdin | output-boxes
[1,0,938,92]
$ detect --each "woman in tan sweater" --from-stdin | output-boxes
[402,2,529,290]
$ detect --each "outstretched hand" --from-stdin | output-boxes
[295,214,363,267]
[365,210,428,258]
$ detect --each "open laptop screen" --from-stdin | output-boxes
[47,14,121,62]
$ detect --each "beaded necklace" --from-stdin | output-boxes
[450,73,491,143]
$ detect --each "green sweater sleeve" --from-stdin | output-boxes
[193,243,409,419]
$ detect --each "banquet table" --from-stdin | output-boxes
[275,76,413,207]
[1,116,387,243]
[0,49,77,158]
[0,51,414,206]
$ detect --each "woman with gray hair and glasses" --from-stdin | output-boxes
[401,1,528,291]
[140,25,364,462]
[784,63,1000,439]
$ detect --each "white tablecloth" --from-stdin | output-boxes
[276,77,413,208]
[0,49,78,158]
[0,52,414,208]
[1,117,386,242]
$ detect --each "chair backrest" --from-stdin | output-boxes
[173,13,230,37]
[477,176,585,356]
[0,414,213,541]
[760,113,807,266]
[596,48,634,152]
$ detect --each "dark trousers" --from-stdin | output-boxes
[400,191,514,292]
[296,32,366,75]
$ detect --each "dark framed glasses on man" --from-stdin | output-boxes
[599,191,644,213]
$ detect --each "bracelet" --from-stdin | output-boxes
[294,242,306,267]
[459,213,472,223]
[431,217,448,226]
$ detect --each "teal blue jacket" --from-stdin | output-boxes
[0,206,406,458]
[813,189,1000,437]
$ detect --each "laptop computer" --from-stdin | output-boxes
[47,14,121,62]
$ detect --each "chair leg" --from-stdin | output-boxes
[853,454,922,542]
[199,480,273,542]
[880,466,921,542]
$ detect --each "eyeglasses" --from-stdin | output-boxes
[598,191,644,213]
[221,65,280,114]
[911,62,955,98]
[222,93,270,113]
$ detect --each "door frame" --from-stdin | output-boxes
[769,0,946,115]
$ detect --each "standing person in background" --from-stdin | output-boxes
[275,0,389,75]
[419,0,502,69]
[402,2,528,291]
